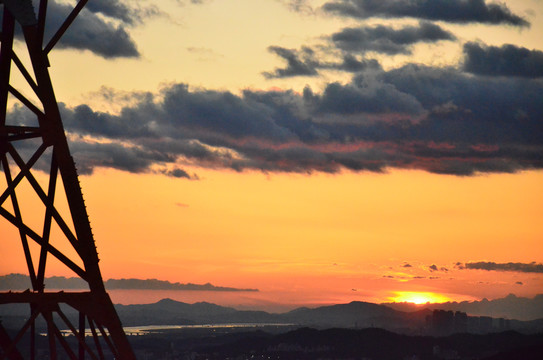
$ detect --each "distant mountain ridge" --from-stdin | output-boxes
[112,299,433,330]
[383,293,543,321]
[113,299,543,334]
[2,297,543,335]
[0,273,258,292]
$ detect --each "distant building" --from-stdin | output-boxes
[432,310,454,335]
[496,317,511,331]
[454,311,468,333]
[479,316,493,333]
[431,310,468,335]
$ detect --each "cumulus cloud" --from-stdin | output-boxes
[1,0,141,58]
[164,168,199,180]
[45,0,140,58]
[332,54,381,73]
[463,42,543,78]
[264,45,382,78]
[69,141,174,175]
[332,22,456,55]
[265,22,453,78]
[322,0,529,27]
[263,46,319,78]
[307,77,424,115]
[463,262,543,273]
[85,0,135,24]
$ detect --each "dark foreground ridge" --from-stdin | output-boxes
[127,327,543,359]
[2,324,541,359]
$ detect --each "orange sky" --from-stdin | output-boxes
[1,0,543,310]
[2,167,542,308]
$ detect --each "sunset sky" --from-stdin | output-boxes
[1,0,543,311]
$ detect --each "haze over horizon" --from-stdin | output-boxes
[2,273,543,321]
[1,0,542,309]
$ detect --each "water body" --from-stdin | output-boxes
[122,323,295,335]
[56,323,295,337]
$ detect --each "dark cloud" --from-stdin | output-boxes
[402,263,412,268]
[164,168,199,180]
[67,67,543,175]
[45,1,139,58]
[463,42,543,78]
[332,22,456,55]
[322,0,529,27]
[264,45,382,77]
[428,264,449,272]
[167,168,190,178]
[70,141,174,175]
[263,46,319,78]
[85,0,135,24]
[265,21,458,78]
[332,54,381,73]
[307,77,424,115]
[10,58,543,177]
[0,0,140,58]
[464,262,543,273]
[85,0,162,24]
[265,22,452,78]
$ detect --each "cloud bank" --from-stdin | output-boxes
[332,22,456,55]
[463,43,543,78]
[6,2,541,179]
[463,262,543,274]
[9,51,540,178]
[322,0,529,27]
[2,0,145,58]
[264,22,455,79]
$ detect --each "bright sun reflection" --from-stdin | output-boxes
[390,291,451,304]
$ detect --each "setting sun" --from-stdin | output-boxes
[390,292,452,304]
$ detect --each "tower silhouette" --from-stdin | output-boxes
[0,0,135,358]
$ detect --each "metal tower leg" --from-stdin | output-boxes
[0,1,136,358]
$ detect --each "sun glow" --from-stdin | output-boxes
[390,292,452,304]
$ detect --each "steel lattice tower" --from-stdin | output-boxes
[0,0,136,358]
